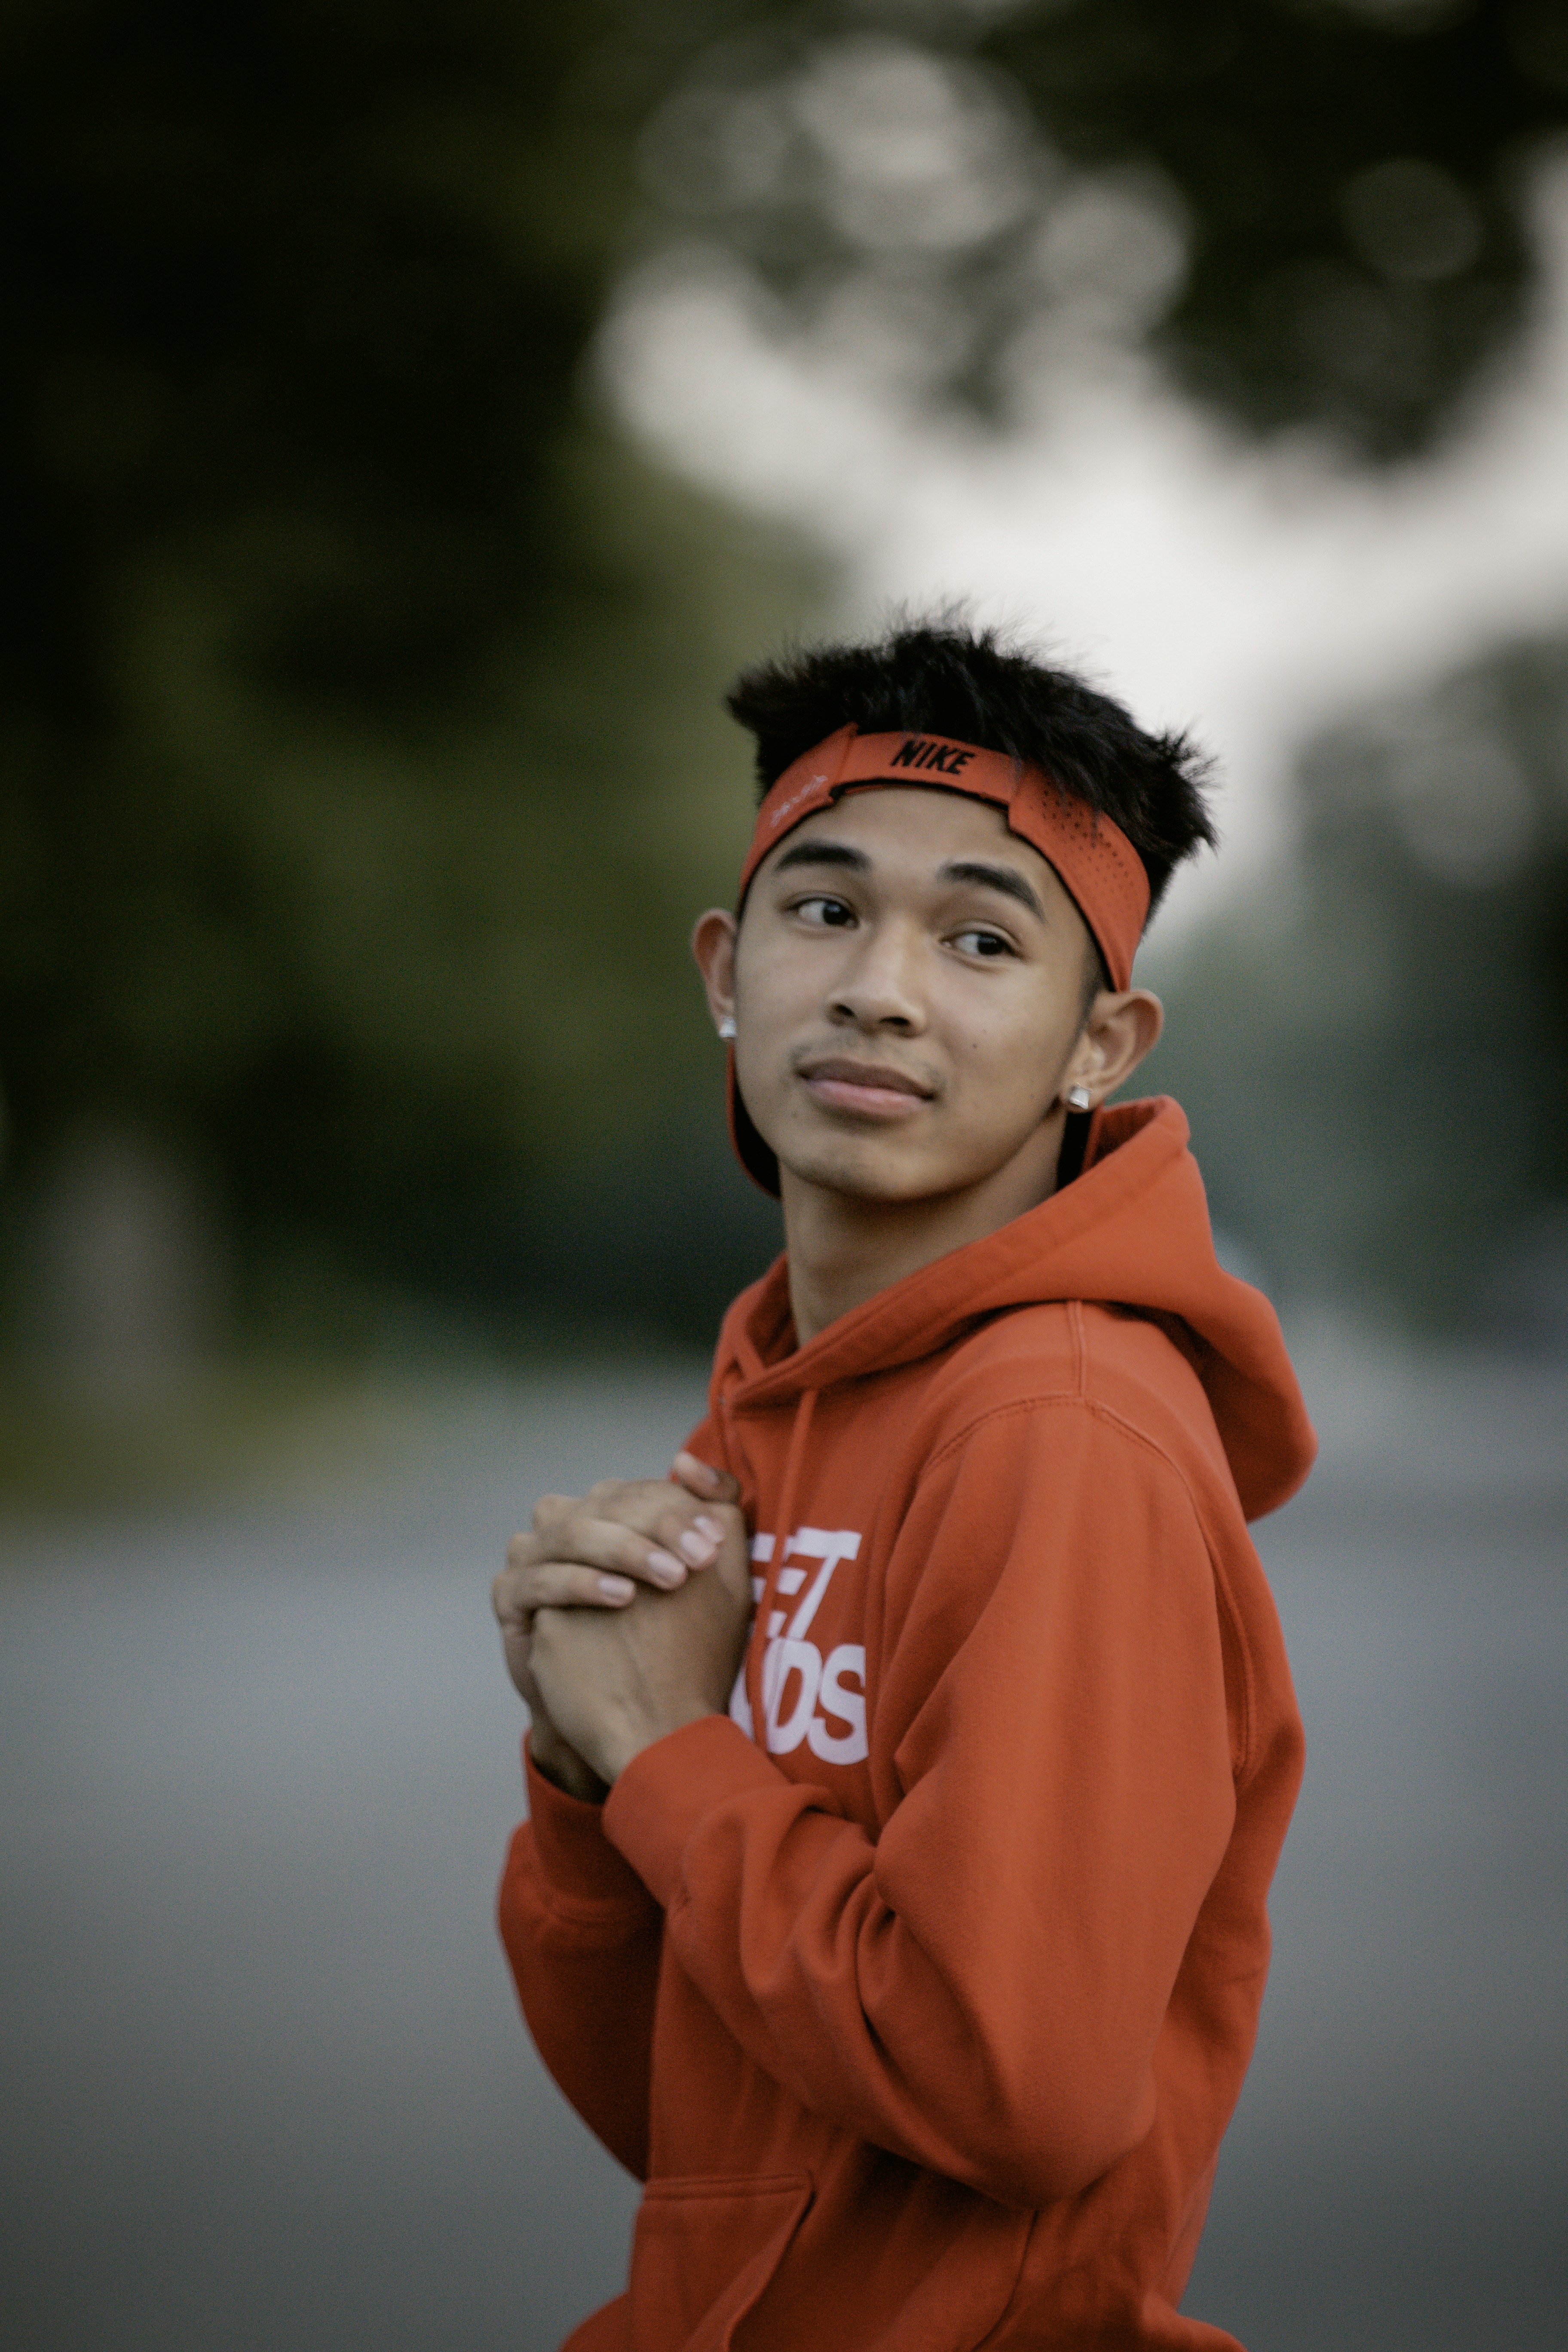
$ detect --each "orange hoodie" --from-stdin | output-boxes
[500,1097,1313,2352]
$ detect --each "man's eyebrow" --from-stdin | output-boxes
[772,841,871,876]
[939,859,1046,920]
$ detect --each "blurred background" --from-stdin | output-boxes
[3,3,1566,2348]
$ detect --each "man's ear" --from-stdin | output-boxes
[691,908,738,1036]
[1064,988,1164,1108]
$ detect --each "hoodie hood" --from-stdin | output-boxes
[714,1095,1314,1521]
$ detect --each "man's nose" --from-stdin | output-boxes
[828,922,926,1033]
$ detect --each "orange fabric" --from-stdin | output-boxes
[737,726,1152,991]
[500,1098,1312,2351]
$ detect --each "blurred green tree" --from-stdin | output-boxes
[632,0,1568,457]
[1149,632,1568,1333]
[5,0,1565,1354]
[627,0,1568,1333]
[989,0,1568,456]
[1,1,817,1349]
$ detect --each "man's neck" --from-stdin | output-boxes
[781,1116,1068,1345]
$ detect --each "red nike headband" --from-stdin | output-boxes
[725,726,1152,1197]
[737,726,1149,991]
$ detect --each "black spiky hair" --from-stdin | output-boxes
[725,611,1217,919]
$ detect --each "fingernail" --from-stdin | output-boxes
[646,1549,685,1586]
[677,1528,715,1565]
[597,1576,635,1602]
[693,1516,724,1543]
[680,1454,720,1487]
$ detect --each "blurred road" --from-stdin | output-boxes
[2,1350,1565,2352]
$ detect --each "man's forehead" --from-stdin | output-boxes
[769,782,1047,867]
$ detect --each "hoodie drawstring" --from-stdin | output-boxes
[744,1384,818,1754]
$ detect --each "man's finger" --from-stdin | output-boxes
[504,1513,710,1596]
[533,1492,736,1576]
[528,1479,731,1562]
[530,1491,580,1533]
[568,1514,702,1585]
[494,1562,638,1621]
[671,1452,743,1504]
[507,1517,685,1587]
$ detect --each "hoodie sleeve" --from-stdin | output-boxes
[600,1399,1239,2207]
[495,1410,731,2174]
[497,1737,664,2178]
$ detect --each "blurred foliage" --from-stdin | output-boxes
[989,0,1568,452]
[1152,631,1568,1334]
[4,0,1568,1363]
[632,0,1568,456]
[0,0,813,1349]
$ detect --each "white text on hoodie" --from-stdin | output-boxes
[729,1527,869,1765]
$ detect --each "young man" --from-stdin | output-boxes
[493,619,1313,2352]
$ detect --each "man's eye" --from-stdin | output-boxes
[953,928,1014,958]
[795,895,855,927]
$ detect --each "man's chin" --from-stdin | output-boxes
[775,1133,946,1207]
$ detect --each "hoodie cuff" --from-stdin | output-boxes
[523,1735,652,1908]
[603,1713,786,1909]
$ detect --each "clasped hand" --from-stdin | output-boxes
[492,1452,753,1800]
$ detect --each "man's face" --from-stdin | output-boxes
[729,786,1098,1208]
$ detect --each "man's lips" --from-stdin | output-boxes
[797,1057,934,1121]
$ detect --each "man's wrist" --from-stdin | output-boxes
[597,1697,726,1785]
[528,1722,609,1805]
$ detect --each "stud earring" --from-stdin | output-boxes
[718,1016,736,1041]
[1065,1084,1092,1112]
